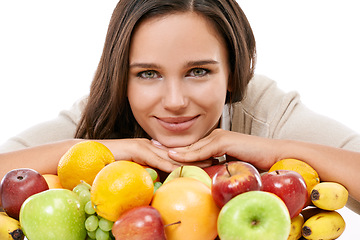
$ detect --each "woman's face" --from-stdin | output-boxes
[128,12,229,147]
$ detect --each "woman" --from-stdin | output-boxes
[1,0,360,209]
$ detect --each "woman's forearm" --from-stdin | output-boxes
[0,139,82,181]
[277,139,360,201]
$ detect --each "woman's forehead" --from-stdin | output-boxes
[129,12,228,67]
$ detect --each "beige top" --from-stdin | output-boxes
[2,74,359,152]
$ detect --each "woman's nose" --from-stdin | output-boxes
[162,80,188,111]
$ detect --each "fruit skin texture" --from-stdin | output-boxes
[42,174,64,189]
[203,164,223,179]
[163,165,212,188]
[261,170,308,218]
[0,212,24,240]
[310,181,348,210]
[19,189,86,240]
[1,168,49,219]
[211,161,262,208]
[57,140,115,190]
[217,191,291,240]
[287,213,304,240]
[269,158,320,205]
[151,177,220,240]
[91,161,154,222]
[112,206,166,240]
[302,210,345,240]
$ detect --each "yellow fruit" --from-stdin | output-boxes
[91,161,154,222]
[310,182,348,210]
[151,177,220,240]
[57,141,115,190]
[302,210,345,240]
[269,158,320,204]
[287,213,304,240]
[42,174,64,189]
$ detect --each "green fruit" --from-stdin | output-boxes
[163,165,211,188]
[73,181,91,195]
[85,215,99,232]
[145,168,158,182]
[98,217,113,232]
[217,191,291,240]
[20,189,87,240]
[153,181,163,193]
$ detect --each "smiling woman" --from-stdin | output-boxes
[127,12,229,147]
[1,1,360,239]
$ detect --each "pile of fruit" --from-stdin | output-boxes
[0,141,348,240]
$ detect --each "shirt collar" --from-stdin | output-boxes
[220,104,232,131]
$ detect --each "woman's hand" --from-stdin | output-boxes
[165,129,282,171]
[100,138,182,173]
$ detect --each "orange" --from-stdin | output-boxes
[151,177,220,240]
[57,141,115,190]
[269,158,320,204]
[90,161,154,222]
[42,174,64,189]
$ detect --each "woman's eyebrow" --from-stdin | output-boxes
[185,60,219,67]
[129,60,219,69]
[129,63,161,69]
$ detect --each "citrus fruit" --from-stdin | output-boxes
[151,177,220,240]
[91,161,154,222]
[42,174,64,189]
[269,158,320,204]
[57,141,115,190]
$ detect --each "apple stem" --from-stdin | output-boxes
[251,219,259,226]
[164,220,181,228]
[225,162,231,177]
[179,166,184,177]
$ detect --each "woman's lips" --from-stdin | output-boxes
[156,116,199,132]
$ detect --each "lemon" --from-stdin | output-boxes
[91,161,154,222]
[57,141,115,190]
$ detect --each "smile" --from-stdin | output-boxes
[156,116,199,132]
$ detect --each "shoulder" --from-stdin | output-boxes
[230,75,300,136]
[59,95,88,124]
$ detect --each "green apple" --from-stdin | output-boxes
[163,165,211,188]
[218,191,291,240]
[20,189,86,240]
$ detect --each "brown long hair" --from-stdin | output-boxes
[75,0,256,139]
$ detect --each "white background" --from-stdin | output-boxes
[0,0,359,238]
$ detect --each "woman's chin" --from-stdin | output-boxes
[156,136,199,148]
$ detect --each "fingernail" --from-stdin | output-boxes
[168,150,178,155]
[151,139,162,147]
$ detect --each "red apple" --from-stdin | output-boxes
[112,206,166,240]
[1,168,49,219]
[211,161,262,208]
[203,164,224,179]
[261,170,308,218]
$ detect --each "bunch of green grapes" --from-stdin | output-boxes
[73,181,115,240]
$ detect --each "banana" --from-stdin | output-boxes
[310,182,348,210]
[287,213,304,240]
[0,212,24,240]
[300,207,324,222]
[302,210,345,240]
